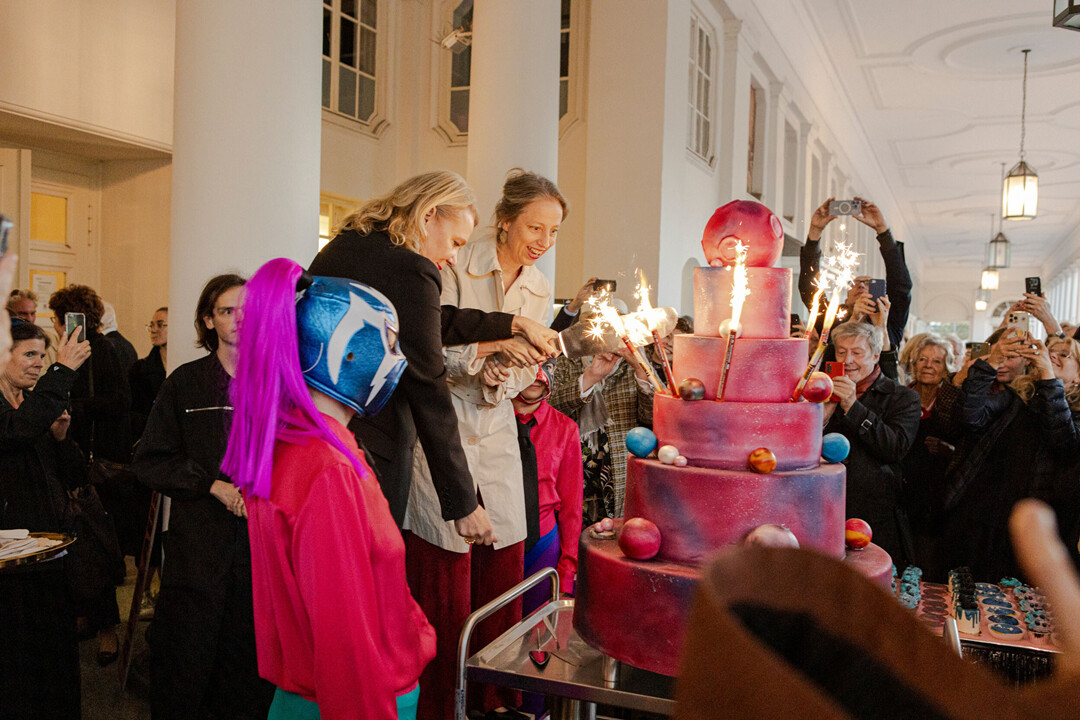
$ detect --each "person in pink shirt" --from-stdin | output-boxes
[512,364,583,616]
[222,258,435,720]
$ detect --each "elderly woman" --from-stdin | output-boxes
[898,334,963,571]
[401,169,563,720]
[0,322,90,718]
[824,321,922,564]
[310,171,557,548]
[936,332,1080,581]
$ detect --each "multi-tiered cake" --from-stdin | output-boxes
[573,200,894,676]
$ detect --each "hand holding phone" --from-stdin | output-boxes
[867,278,887,303]
[65,312,86,343]
[593,279,617,293]
[824,361,845,402]
[828,199,862,216]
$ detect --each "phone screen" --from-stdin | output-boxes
[65,312,86,342]
[1025,276,1042,296]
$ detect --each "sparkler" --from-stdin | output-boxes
[635,270,678,396]
[716,241,750,401]
[790,241,860,401]
[586,293,667,393]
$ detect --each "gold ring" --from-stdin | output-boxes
[464,538,477,545]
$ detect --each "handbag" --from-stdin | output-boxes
[63,482,126,605]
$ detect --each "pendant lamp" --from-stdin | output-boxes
[1003,50,1038,220]
[981,267,1000,291]
[1054,0,1080,31]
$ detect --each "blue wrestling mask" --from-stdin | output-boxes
[296,277,407,417]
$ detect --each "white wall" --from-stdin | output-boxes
[0,0,174,151]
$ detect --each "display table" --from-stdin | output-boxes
[0,532,74,571]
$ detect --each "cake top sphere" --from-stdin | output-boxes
[701,200,784,268]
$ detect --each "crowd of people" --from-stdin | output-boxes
[1,175,1079,720]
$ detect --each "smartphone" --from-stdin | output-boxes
[828,199,862,216]
[790,313,801,333]
[969,342,990,360]
[1025,276,1042,296]
[65,312,86,342]
[1006,310,1032,338]
[0,214,12,255]
[593,279,617,293]
[867,278,887,303]
[824,361,845,378]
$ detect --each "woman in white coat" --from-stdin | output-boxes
[404,169,565,720]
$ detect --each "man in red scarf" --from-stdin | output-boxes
[823,321,921,565]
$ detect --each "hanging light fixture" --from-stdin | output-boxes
[987,208,1011,269]
[981,267,1000,291]
[975,288,991,312]
[1054,0,1080,31]
[1003,49,1038,220]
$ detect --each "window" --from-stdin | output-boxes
[319,194,360,251]
[323,0,382,129]
[687,12,714,163]
[928,322,971,341]
[436,0,576,144]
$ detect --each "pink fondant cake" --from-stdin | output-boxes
[573,200,893,676]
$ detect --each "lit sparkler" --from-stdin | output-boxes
[790,241,860,401]
[716,241,750,401]
[586,292,666,393]
[635,270,677,396]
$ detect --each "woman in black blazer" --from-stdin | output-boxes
[309,170,557,544]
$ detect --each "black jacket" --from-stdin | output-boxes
[105,330,138,378]
[309,228,515,525]
[824,371,922,564]
[69,330,132,463]
[799,230,912,350]
[129,345,167,441]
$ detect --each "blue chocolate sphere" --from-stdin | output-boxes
[821,433,851,463]
[626,427,658,458]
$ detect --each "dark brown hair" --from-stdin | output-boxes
[48,285,104,333]
[195,274,246,351]
[493,168,568,244]
[10,320,49,349]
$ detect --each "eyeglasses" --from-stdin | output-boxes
[146,322,168,331]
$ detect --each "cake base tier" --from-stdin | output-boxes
[694,266,792,339]
[573,526,893,677]
[623,458,846,563]
[672,335,809,402]
[653,394,823,471]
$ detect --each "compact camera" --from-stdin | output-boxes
[828,199,862,216]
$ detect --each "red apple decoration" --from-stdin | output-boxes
[801,371,834,403]
[618,517,662,560]
[701,200,784,268]
[748,447,777,474]
[744,523,800,549]
[845,518,872,550]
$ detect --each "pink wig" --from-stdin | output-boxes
[221,258,367,498]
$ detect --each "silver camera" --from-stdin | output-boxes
[828,199,862,216]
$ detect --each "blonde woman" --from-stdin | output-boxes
[403,169,565,720]
[310,171,558,545]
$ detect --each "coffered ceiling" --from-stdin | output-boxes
[792,0,1080,272]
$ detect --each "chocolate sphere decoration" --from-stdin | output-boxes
[626,427,658,458]
[748,447,777,474]
[744,524,800,549]
[801,372,834,403]
[678,377,706,401]
[674,455,688,467]
[821,433,851,463]
[701,200,784,268]
[718,318,744,339]
[845,518,872,550]
[619,517,662,560]
[657,444,680,465]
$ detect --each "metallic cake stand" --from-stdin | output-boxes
[456,569,674,720]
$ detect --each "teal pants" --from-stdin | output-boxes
[268,685,420,720]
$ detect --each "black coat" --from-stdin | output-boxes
[824,371,922,564]
[129,344,166,441]
[105,330,138,378]
[131,352,271,719]
[309,228,515,525]
[70,330,132,463]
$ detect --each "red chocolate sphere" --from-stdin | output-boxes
[701,200,784,268]
[678,377,706,401]
[748,447,777,474]
[801,372,834,403]
[618,518,662,560]
[845,518,872,550]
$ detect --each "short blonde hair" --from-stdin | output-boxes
[337,170,478,253]
[1012,336,1080,410]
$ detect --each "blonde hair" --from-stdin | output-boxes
[1012,336,1080,410]
[337,170,478,253]
[899,332,931,383]
[493,168,567,244]
[901,333,956,384]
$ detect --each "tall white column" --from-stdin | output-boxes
[169,1,322,369]
[466,0,561,285]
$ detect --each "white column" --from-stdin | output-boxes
[466,0,561,285]
[169,1,322,369]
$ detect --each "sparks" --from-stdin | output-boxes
[716,241,750,401]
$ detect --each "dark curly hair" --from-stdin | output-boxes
[48,285,104,333]
[196,274,246,351]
